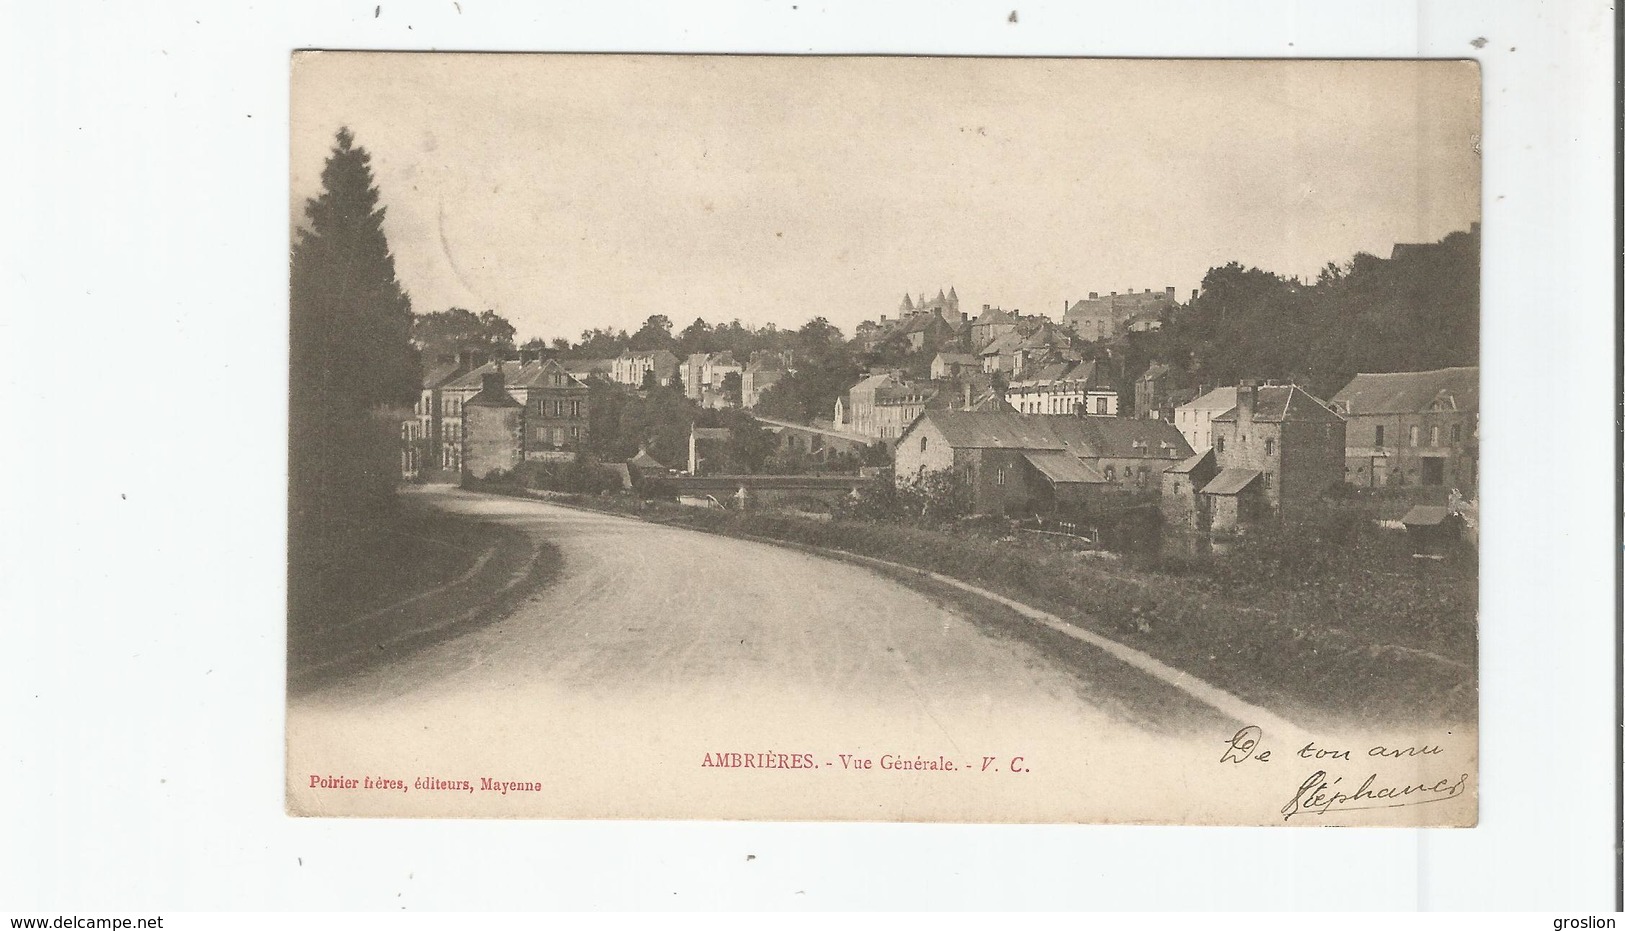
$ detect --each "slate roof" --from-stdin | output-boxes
[1165,448,1216,475]
[466,375,522,408]
[934,352,979,367]
[1201,468,1262,496]
[421,360,465,390]
[907,410,1191,460]
[1023,450,1107,484]
[441,361,525,391]
[440,359,588,391]
[1330,366,1479,415]
[1211,385,1344,424]
[920,411,1072,450]
[1179,386,1238,413]
[972,306,1015,327]
[628,449,666,471]
[509,358,588,389]
[979,330,1025,357]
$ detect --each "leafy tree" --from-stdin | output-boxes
[290,126,418,524]
[720,370,743,407]
[677,317,714,355]
[413,306,516,361]
[630,314,677,351]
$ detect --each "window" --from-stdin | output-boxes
[1429,425,1440,446]
[570,426,579,440]
[1264,437,1275,455]
[1095,397,1107,415]
[919,436,928,454]
[1409,425,1420,447]
[1374,425,1385,447]
[995,469,1007,486]
[1263,471,1273,489]
[1104,466,1115,481]
[1450,424,1460,445]
[1215,436,1225,453]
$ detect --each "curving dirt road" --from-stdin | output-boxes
[285,486,1472,824]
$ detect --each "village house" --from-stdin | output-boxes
[930,351,979,380]
[968,304,1019,350]
[1062,287,1176,342]
[893,410,1192,516]
[1329,366,1478,495]
[611,349,680,388]
[1004,359,1118,417]
[403,352,478,478]
[1134,362,1178,420]
[1171,386,1237,454]
[430,358,594,475]
[836,372,942,440]
[740,351,790,409]
[1161,381,1345,532]
[515,358,592,460]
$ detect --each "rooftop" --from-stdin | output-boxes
[1330,366,1479,415]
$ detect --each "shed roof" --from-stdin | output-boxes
[628,449,666,470]
[1330,366,1479,415]
[1022,451,1108,485]
[1165,447,1216,475]
[1201,468,1262,496]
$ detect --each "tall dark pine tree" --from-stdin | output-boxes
[290,127,419,529]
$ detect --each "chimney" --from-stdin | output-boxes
[1165,286,1176,299]
[982,304,991,312]
[1238,378,1260,423]
[480,371,506,397]
[880,315,888,324]
[1088,291,1098,300]
[1191,288,1199,302]
[518,348,539,365]
[963,381,972,409]
[960,312,968,324]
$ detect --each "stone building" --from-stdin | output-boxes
[518,358,591,461]
[893,410,1191,516]
[1063,287,1176,342]
[1171,386,1237,454]
[1005,359,1118,417]
[1329,366,1478,495]
[1205,381,1345,522]
[461,372,525,480]
[611,349,680,388]
[836,372,942,441]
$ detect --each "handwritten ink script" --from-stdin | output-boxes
[1217,726,1471,821]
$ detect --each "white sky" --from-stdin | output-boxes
[291,54,1481,344]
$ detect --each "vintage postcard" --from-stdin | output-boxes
[286,53,1480,825]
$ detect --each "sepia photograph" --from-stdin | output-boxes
[286,53,1481,825]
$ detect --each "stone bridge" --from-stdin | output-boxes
[669,474,880,512]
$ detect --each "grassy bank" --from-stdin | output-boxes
[494,486,1475,728]
[288,493,558,687]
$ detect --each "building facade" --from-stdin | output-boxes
[1329,366,1478,495]
[893,410,1192,516]
[1062,287,1176,342]
[611,349,680,388]
[1004,360,1118,417]
[1206,382,1346,520]
[1171,386,1237,454]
